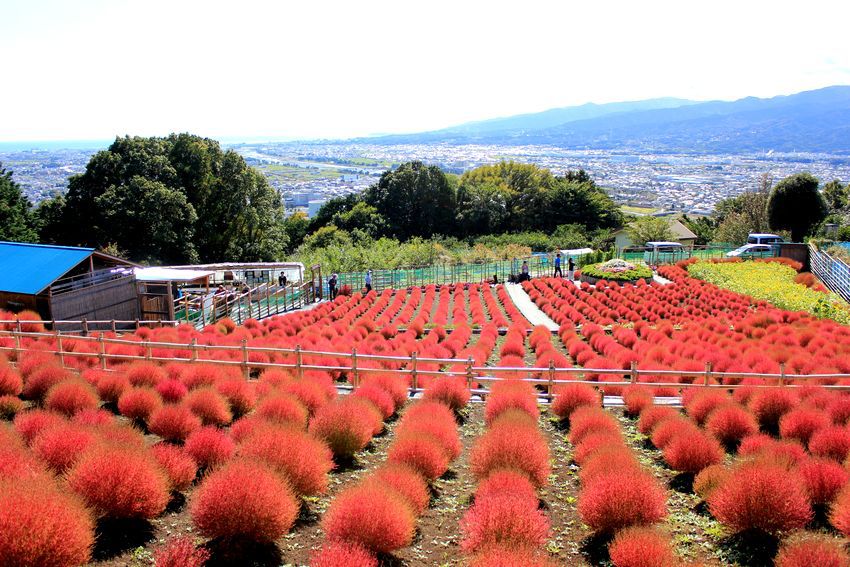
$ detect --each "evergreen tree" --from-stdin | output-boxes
[0,162,38,242]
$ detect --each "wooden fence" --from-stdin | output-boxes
[2,328,848,401]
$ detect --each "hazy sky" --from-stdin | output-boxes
[2,0,849,142]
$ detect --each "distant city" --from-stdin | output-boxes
[4,141,850,219]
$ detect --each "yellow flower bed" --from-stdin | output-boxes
[688,261,850,325]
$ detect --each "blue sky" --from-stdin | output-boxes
[1,0,849,142]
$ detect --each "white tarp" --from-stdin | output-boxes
[560,248,593,256]
[133,267,214,282]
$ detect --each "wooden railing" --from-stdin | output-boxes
[2,329,848,399]
[810,244,850,303]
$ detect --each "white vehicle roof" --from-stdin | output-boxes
[748,233,782,238]
[646,241,683,247]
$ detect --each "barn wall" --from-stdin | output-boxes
[50,275,139,324]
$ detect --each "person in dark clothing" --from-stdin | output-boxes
[519,260,530,282]
[328,273,338,299]
[568,257,576,281]
[364,270,373,292]
[278,272,287,287]
[553,253,563,278]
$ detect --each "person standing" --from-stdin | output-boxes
[568,257,576,281]
[553,252,563,278]
[364,270,372,293]
[328,273,337,299]
[520,260,530,282]
[278,272,287,287]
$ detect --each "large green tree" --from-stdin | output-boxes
[767,172,828,242]
[626,216,674,246]
[364,161,456,240]
[823,179,848,212]
[0,163,38,242]
[42,134,286,263]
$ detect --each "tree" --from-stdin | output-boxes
[626,217,674,246]
[0,163,37,242]
[767,172,828,242]
[282,211,310,254]
[823,179,848,212]
[681,214,717,245]
[308,194,361,233]
[47,134,286,263]
[331,201,386,237]
[364,161,456,240]
[713,174,772,244]
[455,183,510,236]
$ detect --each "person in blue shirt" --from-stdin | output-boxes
[553,252,563,278]
[364,270,372,292]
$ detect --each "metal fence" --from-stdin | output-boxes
[810,244,850,303]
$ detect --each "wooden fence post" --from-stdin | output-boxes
[56,332,65,367]
[410,352,418,395]
[295,345,303,380]
[779,363,786,387]
[351,348,359,390]
[145,341,152,360]
[111,320,117,334]
[82,318,88,336]
[190,338,198,362]
[98,333,107,370]
[548,360,556,402]
[241,339,249,379]
[630,360,638,383]
[466,356,474,392]
[704,361,712,386]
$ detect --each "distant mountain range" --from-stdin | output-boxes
[363,86,850,154]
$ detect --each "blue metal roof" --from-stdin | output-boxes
[0,241,95,295]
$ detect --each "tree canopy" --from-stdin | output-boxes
[0,163,37,243]
[40,134,286,264]
[626,217,674,246]
[767,172,828,242]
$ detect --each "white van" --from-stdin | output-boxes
[644,242,691,264]
[746,233,784,245]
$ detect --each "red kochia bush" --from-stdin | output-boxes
[310,542,377,567]
[43,378,100,416]
[0,362,22,396]
[551,383,600,421]
[309,398,375,459]
[459,494,549,553]
[185,387,233,426]
[365,463,430,516]
[191,459,299,541]
[774,533,850,567]
[151,443,198,491]
[422,376,470,411]
[148,404,202,442]
[322,483,415,553]
[68,446,170,519]
[257,392,309,428]
[579,447,641,486]
[72,408,113,427]
[662,430,723,473]
[184,427,235,470]
[651,417,698,449]
[484,388,539,425]
[352,384,396,419]
[0,478,94,567]
[704,404,758,448]
[215,378,256,417]
[396,415,461,460]
[569,406,620,445]
[810,426,850,462]
[117,387,163,422]
[155,378,188,403]
[238,424,333,496]
[636,406,680,435]
[798,457,849,505]
[153,536,210,567]
[749,388,798,431]
[622,386,653,417]
[32,423,99,473]
[708,461,811,533]
[0,394,23,419]
[13,409,65,445]
[608,526,678,567]
[779,407,831,447]
[96,373,130,403]
[125,362,167,387]
[387,434,450,481]
[685,390,730,425]
[470,423,551,488]
[693,464,731,500]
[475,469,538,504]
[22,365,73,401]
[578,471,667,533]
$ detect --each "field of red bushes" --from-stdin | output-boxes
[2,272,850,566]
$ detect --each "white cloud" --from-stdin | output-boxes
[1,0,848,141]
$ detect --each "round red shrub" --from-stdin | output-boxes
[396,416,461,460]
[117,387,162,422]
[238,423,333,496]
[662,430,723,473]
[636,406,680,436]
[827,396,850,425]
[353,384,396,419]
[622,386,654,417]
[774,533,850,567]
[148,404,202,443]
[574,431,625,465]
[13,409,65,445]
[0,394,23,420]
[387,434,450,481]
[282,380,332,415]
[460,494,549,553]
[484,389,539,425]
[476,469,538,504]
[22,365,73,401]
[810,426,850,462]
[72,408,114,427]
[578,471,667,533]
[780,407,831,447]
[422,376,470,411]
[322,482,415,553]
[215,378,256,416]
[704,404,758,448]
[309,398,375,459]
[685,390,730,425]
[551,383,599,421]
[650,417,698,449]
[608,526,678,567]
[470,423,551,487]
[569,406,620,445]
[579,447,641,486]
[185,387,232,426]
[32,422,99,474]
[125,362,167,387]
[0,477,95,567]
[798,457,849,505]
[151,442,197,492]
[155,378,188,403]
[693,464,730,500]
[154,536,210,567]
[310,542,377,567]
[182,364,229,390]
[184,426,235,470]
[68,445,170,518]
[749,388,798,431]
[0,362,23,396]
[468,546,556,567]
[191,459,299,541]
[96,373,130,403]
[44,378,99,416]
[364,463,430,516]
[257,392,309,428]
[708,461,812,533]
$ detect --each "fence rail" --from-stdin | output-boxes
[2,328,848,397]
[810,244,850,303]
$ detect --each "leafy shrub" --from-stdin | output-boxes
[154,536,210,567]
[95,373,130,404]
[387,434,451,481]
[798,457,849,505]
[155,378,188,403]
[148,404,202,442]
[693,464,730,500]
[125,362,167,387]
[622,386,654,417]
[68,446,170,518]
[22,365,73,401]
[779,407,831,447]
[578,470,667,533]
[117,387,162,422]
[309,398,375,459]
[708,461,811,533]
[650,417,698,449]
[662,430,723,473]
[810,426,850,461]
[256,392,309,428]
[422,376,470,411]
[573,431,625,465]
[185,387,233,426]
[685,390,730,425]
[13,409,65,445]
[32,423,99,474]
[608,526,678,567]
[579,447,641,486]
[43,379,99,416]
[310,542,377,567]
[0,394,23,420]
[470,422,551,487]
[636,406,679,435]
[191,459,299,541]
[184,427,235,470]
[0,477,94,567]
[551,383,599,421]
[322,482,415,553]
[396,415,461,460]
[749,388,798,431]
[365,463,431,516]
[0,362,22,396]
[774,532,850,567]
[476,469,538,504]
[214,378,256,417]
[460,494,549,553]
[352,384,396,419]
[704,404,758,448]
[568,406,620,445]
[72,408,113,427]
[238,423,333,496]
[484,388,539,425]
[151,442,197,491]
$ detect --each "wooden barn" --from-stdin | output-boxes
[0,241,139,324]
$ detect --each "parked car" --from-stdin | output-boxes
[726,243,775,258]
[644,242,691,265]
[746,233,784,245]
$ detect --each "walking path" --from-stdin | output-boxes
[504,283,559,331]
